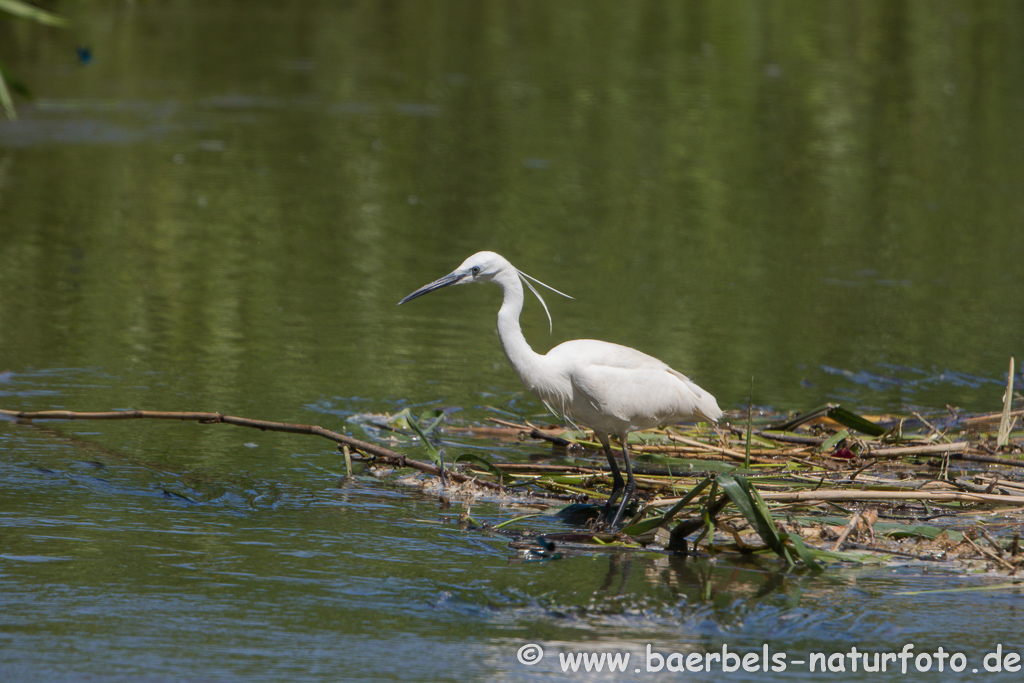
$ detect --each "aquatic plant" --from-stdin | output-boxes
[2,357,1021,572]
[0,0,67,119]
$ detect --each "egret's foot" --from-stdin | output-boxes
[594,498,637,530]
[606,478,637,528]
[607,500,631,529]
[597,484,625,527]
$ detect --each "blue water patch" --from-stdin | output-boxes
[0,119,171,147]
[822,364,1004,393]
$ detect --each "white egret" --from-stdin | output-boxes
[398,251,723,528]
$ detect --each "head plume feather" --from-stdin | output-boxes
[515,268,574,332]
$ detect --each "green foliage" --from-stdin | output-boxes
[772,404,886,437]
[819,428,850,452]
[452,453,505,480]
[874,523,963,543]
[745,377,753,468]
[826,406,887,437]
[0,67,15,120]
[620,475,713,536]
[0,0,67,26]
[716,474,823,571]
[998,357,1016,448]
[0,0,67,119]
[396,408,444,466]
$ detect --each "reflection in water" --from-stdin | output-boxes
[508,545,812,624]
[0,2,1021,417]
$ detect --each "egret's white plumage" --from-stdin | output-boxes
[398,251,722,527]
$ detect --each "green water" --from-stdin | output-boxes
[2,2,1024,680]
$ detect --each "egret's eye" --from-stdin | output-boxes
[471,266,481,276]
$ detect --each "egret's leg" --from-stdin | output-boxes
[597,434,624,524]
[608,439,636,528]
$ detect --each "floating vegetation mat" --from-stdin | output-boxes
[4,394,1024,575]
[355,398,1024,574]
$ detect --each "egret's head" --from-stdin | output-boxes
[452,251,512,284]
[397,251,573,330]
[397,251,511,305]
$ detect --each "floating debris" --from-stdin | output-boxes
[3,390,1023,573]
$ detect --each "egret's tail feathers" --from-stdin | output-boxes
[691,384,724,423]
[666,368,723,423]
[698,399,724,424]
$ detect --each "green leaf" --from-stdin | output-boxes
[770,404,886,437]
[769,405,831,432]
[745,376,754,469]
[619,516,666,536]
[419,408,446,436]
[896,581,1024,596]
[701,482,718,546]
[746,432,782,448]
[780,533,824,572]
[388,408,446,439]
[387,407,414,431]
[0,65,14,120]
[0,0,68,26]
[820,428,850,453]
[620,475,713,536]
[716,474,793,565]
[743,486,825,569]
[998,357,1015,448]
[404,409,441,466]
[691,480,720,548]
[826,406,886,436]
[492,513,542,530]
[873,523,963,543]
[453,453,505,480]
[639,455,738,473]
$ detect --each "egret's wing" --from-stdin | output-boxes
[564,351,722,427]
[571,365,684,423]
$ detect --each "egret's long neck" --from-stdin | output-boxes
[494,272,546,389]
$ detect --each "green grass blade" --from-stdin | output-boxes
[779,533,823,572]
[492,513,542,530]
[691,480,719,548]
[453,453,505,480]
[745,377,753,469]
[896,582,1023,596]
[998,357,1015,448]
[420,408,447,436]
[701,498,716,549]
[619,516,667,536]
[772,404,885,436]
[0,64,15,120]
[0,0,68,26]
[874,523,963,542]
[620,475,713,536]
[717,474,793,565]
[342,445,353,477]
[827,405,886,436]
[388,407,414,430]
[819,428,850,453]
[405,410,441,466]
[769,405,831,431]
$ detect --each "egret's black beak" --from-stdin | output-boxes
[397,272,466,305]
